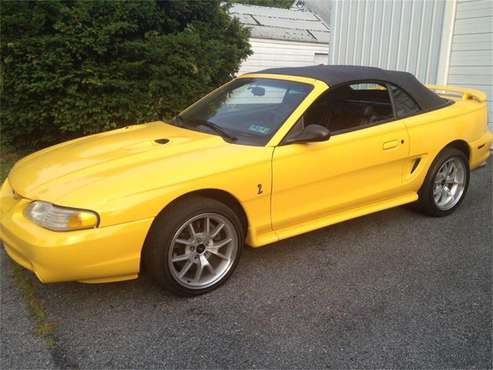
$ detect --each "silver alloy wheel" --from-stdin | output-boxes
[168,213,238,289]
[432,157,466,211]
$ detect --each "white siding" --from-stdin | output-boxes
[238,38,329,75]
[328,0,448,85]
[448,0,493,130]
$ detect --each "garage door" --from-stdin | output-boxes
[448,0,493,131]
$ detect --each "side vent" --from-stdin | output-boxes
[410,158,421,174]
[154,138,169,144]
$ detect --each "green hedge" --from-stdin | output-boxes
[0,0,251,150]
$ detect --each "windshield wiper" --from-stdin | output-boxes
[188,118,237,142]
[172,115,185,126]
[171,115,237,142]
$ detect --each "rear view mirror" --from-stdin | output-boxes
[284,124,330,145]
[249,86,265,96]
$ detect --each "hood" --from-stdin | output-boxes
[9,121,228,202]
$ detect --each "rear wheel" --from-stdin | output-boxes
[417,148,469,217]
[144,196,244,296]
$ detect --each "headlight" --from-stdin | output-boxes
[25,201,99,231]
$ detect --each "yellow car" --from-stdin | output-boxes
[1,65,492,295]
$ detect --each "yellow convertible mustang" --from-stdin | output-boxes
[1,65,492,295]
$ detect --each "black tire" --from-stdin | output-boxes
[143,196,244,296]
[417,147,470,217]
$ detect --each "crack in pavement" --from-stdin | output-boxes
[1,252,78,369]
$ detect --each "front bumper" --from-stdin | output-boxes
[0,181,153,283]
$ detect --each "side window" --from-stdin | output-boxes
[388,84,421,118]
[293,82,394,135]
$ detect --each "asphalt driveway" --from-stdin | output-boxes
[1,160,492,369]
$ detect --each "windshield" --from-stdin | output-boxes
[174,78,313,146]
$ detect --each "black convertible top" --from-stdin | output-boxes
[255,65,447,111]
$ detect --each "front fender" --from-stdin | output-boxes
[90,149,274,246]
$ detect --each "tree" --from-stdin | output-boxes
[228,0,295,9]
[0,0,251,149]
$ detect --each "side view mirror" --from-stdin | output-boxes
[283,124,331,145]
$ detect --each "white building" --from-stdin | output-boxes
[304,0,493,131]
[229,3,330,75]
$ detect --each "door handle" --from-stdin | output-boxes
[383,140,399,150]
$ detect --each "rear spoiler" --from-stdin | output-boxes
[427,85,487,103]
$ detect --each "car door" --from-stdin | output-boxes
[271,82,410,232]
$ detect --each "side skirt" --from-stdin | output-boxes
[251,192,418,247]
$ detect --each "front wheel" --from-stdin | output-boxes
[144,196,244,296]
[417,148,470,217]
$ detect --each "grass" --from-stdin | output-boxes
[11,264,57,348]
